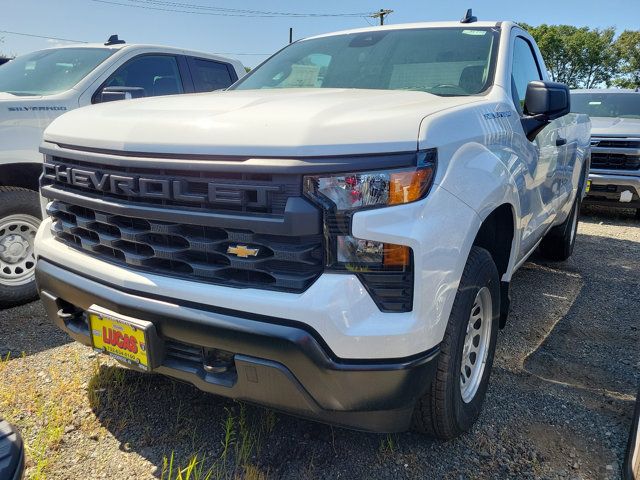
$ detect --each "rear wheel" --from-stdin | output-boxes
[539,196,580,261]
[0,188,41,309]
[411,246,500,440]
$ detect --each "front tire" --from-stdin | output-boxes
[412,246,500,440]
[0,187,41,309]
[539,195,580,261]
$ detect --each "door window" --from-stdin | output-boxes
[511,37,542,113]
[103,55,183,98]
[188,58,235,92]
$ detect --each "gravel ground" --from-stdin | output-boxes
[0,205,638,480]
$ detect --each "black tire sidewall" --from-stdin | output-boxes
[540,195,581,261]
[445,248,501,434]
[564,196,580,256]
[0,188,42,308]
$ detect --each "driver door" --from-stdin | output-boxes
[511,35,565,256]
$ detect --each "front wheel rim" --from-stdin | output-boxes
[460,286,493,403]
[0,214,40,287]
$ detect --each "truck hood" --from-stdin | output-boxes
[0,92,44,101]
[43,88,482,156]
[590,116,640,137]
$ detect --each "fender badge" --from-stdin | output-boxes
[483,111,512,120]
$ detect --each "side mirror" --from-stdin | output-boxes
[521,80,570,141]
[97,86,146,103]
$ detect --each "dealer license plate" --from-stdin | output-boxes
[89,308,151,371]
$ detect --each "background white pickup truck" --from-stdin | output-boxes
[36,19,591,439]
[0,36,244,307]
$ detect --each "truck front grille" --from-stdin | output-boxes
[47,200,324,293]
[593,139,640,149]
[590,152,640,171]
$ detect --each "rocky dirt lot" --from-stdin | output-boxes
[1,205,638,480]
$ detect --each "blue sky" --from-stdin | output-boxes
[2,0,638,67]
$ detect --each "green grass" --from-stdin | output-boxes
[378,433,398,460]
[0,347,102,479]
[161,405,274,480]
[1,348,277,479]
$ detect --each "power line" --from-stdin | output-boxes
[90,0,375,18]
[124,0,373,17]
[362,16,375,27]
[0,30,87,44]
[0,29,272,56]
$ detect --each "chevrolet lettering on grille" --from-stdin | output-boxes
[43,163,283,208]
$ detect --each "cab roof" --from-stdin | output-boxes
[30,42,243,70]
[572,88,639,93]
[305,21,508,41]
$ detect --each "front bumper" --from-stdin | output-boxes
[585,173,640,209]
[36,259,439,433]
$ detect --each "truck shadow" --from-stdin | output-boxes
[0,299,71,358]
[85,208,639,479]
[521,207,639,397]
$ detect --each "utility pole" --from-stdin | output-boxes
[370,8,393,26]
[289,27,293,44]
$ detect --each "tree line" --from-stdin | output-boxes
[520,24,640,89]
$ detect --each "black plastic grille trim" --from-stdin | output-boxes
[165,340,202,364]
[591,153,640,171]
[42,156,300,215]
[48,200,324,293]
[358,271,414,312]
[593,139,640,149]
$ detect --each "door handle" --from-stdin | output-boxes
[555,137,567,146]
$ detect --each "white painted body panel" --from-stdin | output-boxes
[35,21,591,359]
[43,88,480,156]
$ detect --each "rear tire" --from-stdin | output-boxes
[539,195,580,261]
[411,246,500,440]
[0,187,41,309]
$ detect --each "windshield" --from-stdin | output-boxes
[571,92,640,119]
[0,47,115,96]
[233,27,499,96]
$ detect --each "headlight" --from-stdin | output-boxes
[304,149,435,270]
[303,149,436,212]
[302,150,436,312]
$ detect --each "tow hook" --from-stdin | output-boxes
[203,348,235,374]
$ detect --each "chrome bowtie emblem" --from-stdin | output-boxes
[227,245,260,258]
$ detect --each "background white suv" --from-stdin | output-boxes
[0,36,244,307]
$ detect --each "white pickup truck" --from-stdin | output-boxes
[0,36,244,307]
[35,19,590,439]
